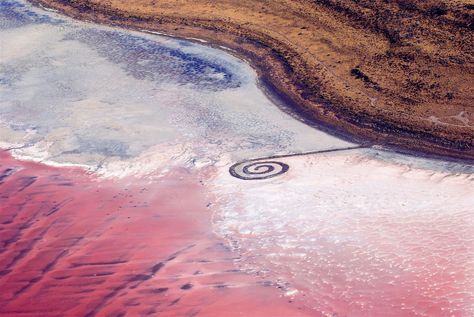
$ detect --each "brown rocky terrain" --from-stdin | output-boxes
[30,0,474,161]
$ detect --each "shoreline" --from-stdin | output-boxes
[26,0,474,164]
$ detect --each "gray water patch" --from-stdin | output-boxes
[364,147,474,174]
[65,28,242,91]
[0,0,62,29]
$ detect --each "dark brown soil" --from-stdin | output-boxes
[29,0,474,161]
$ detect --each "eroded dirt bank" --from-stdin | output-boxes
[28,0,474,161]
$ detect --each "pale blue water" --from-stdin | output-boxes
[0,0,354,169]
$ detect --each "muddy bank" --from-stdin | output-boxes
[27,0,474,161]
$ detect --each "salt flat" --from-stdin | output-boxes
[213,149,474,316]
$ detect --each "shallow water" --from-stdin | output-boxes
[0,0,352,172]
[1,1,473,316]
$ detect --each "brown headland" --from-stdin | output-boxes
[29,0,474,161]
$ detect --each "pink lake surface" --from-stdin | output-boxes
[0,150,315,317]
[2,147,473,317]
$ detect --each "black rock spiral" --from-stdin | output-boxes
[229,160,289,180]
[228,146,367,180]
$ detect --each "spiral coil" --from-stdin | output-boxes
[229,160,289,180]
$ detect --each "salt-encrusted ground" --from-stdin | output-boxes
[213,149,474,316]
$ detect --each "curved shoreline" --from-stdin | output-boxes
[27,0,474,164]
